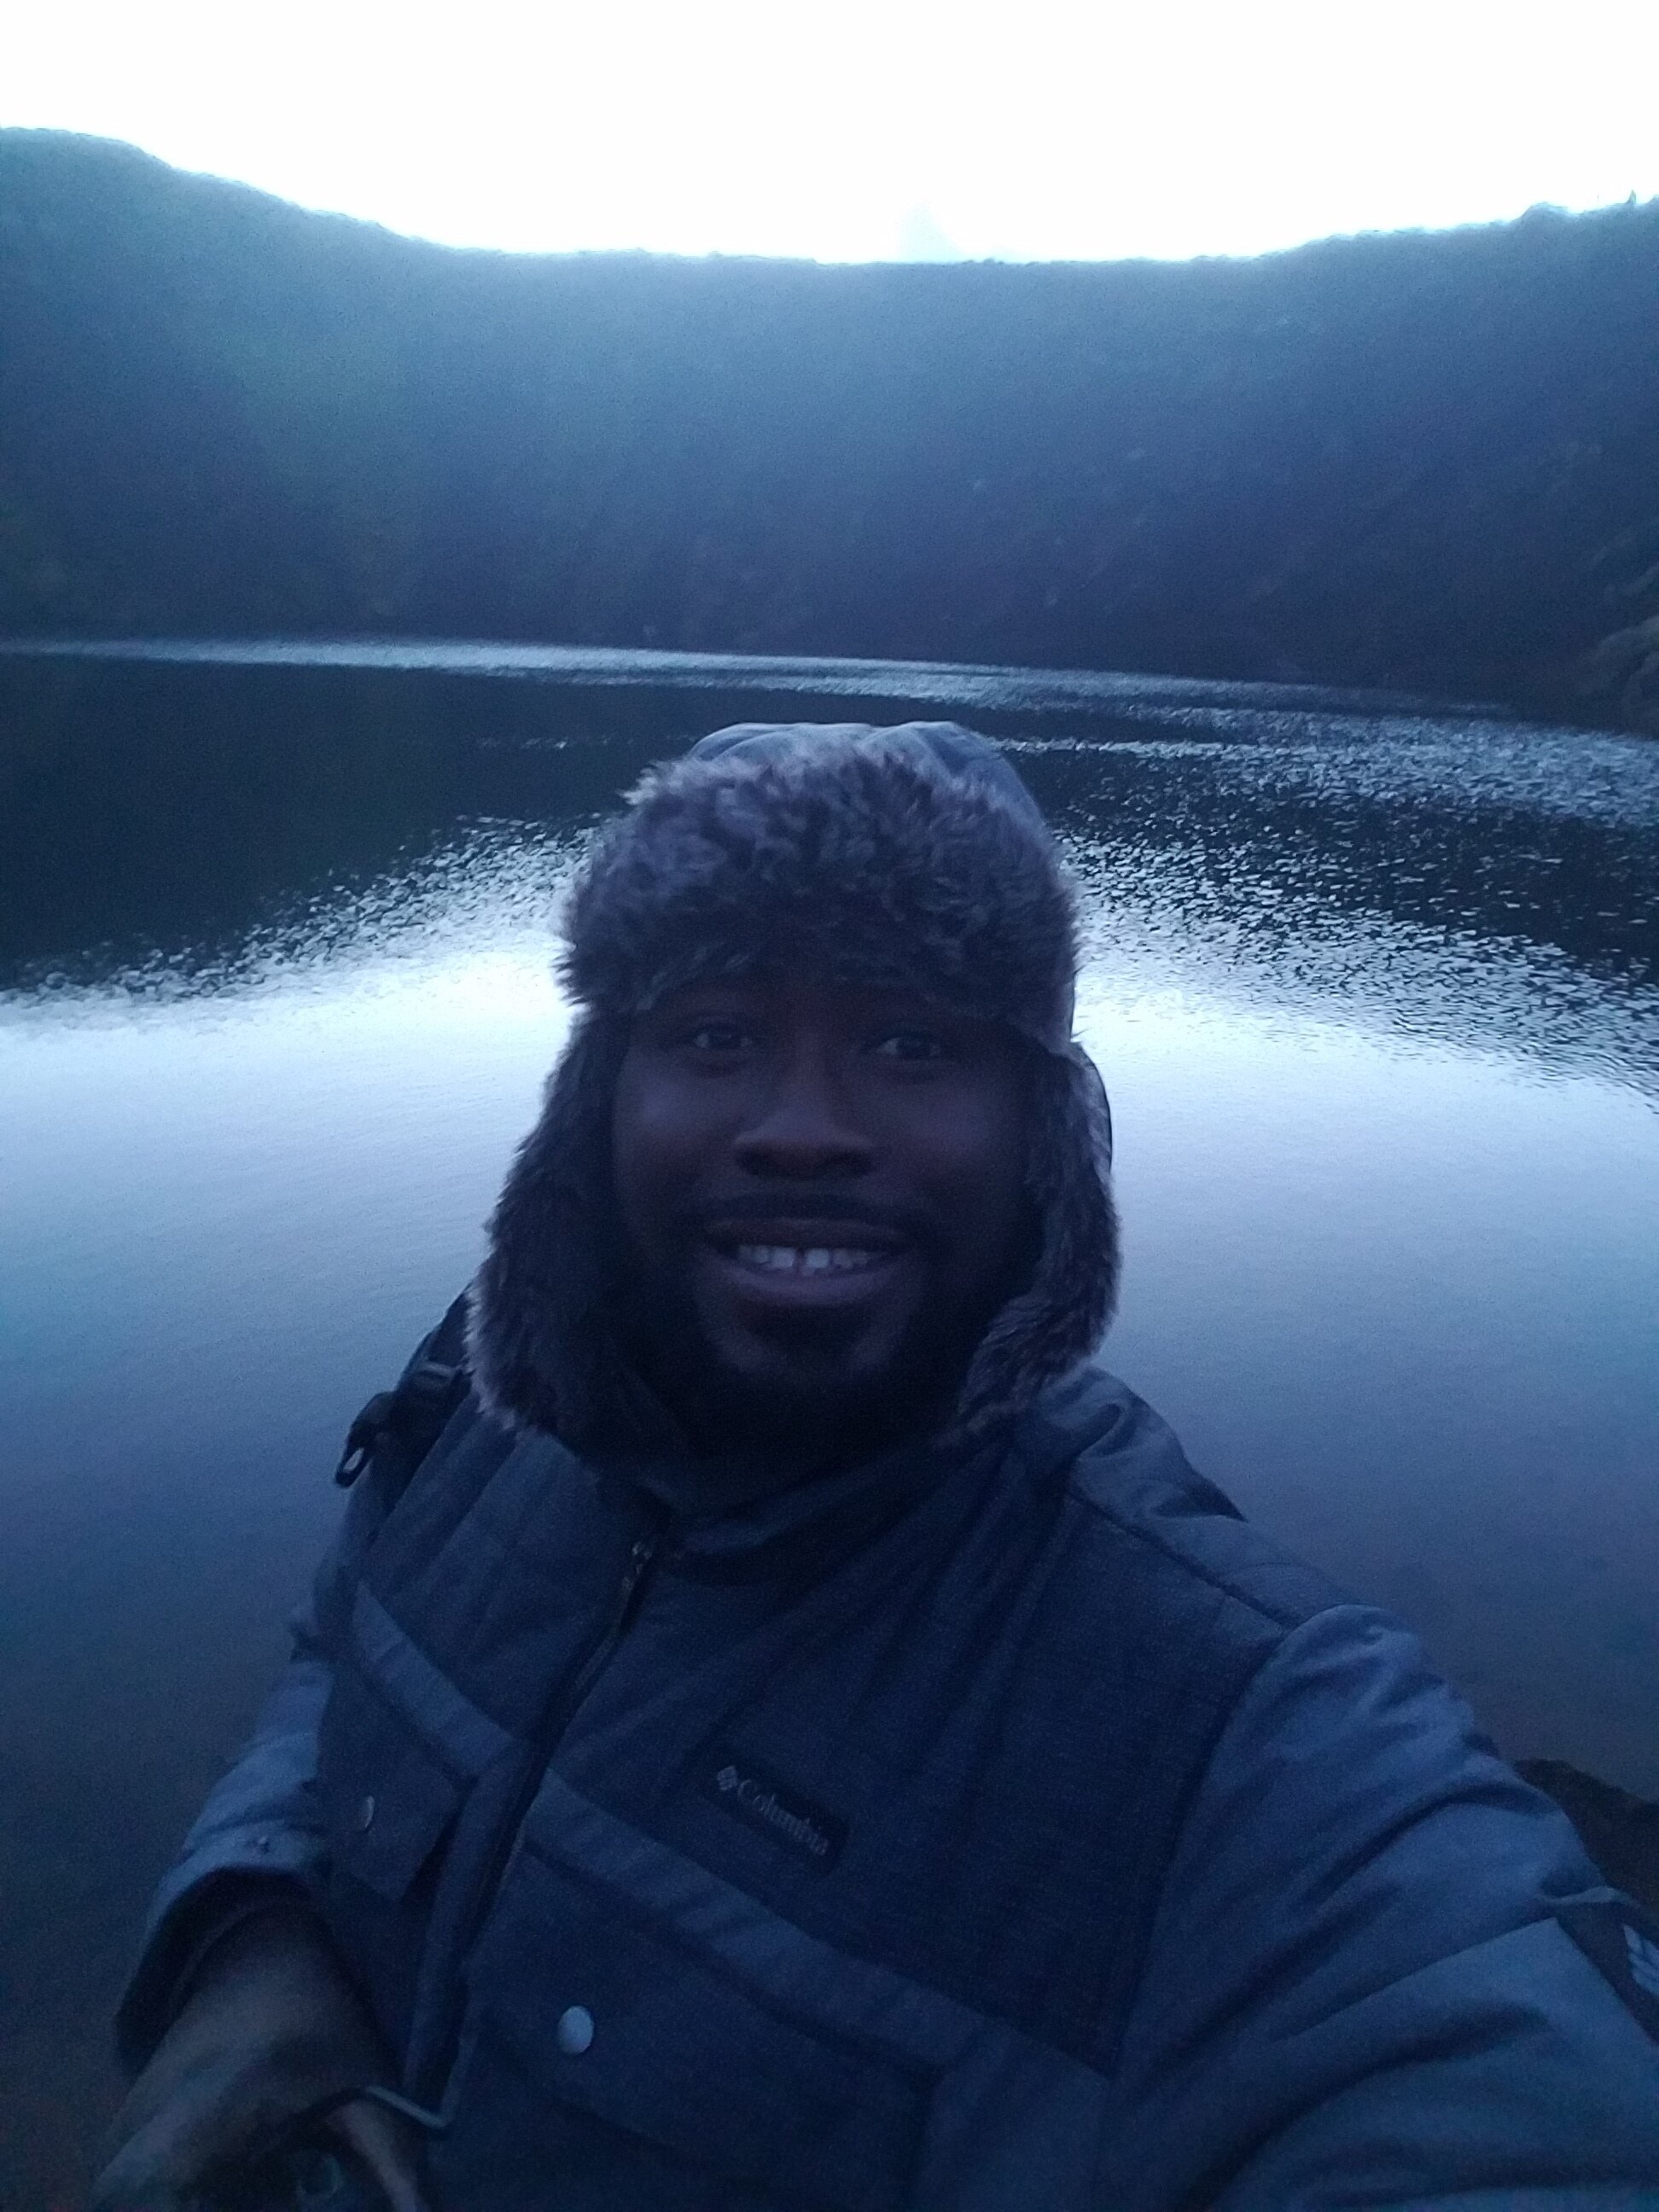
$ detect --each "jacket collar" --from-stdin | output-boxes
[580,1362,1130,1586]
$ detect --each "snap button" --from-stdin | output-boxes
[556,2005,595,2055]
[355,1794,377,1832]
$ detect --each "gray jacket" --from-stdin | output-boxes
[123,1359,1659,2210]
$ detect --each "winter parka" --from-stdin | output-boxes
[121,725,1659,2205]
[121,1359,1659,2209]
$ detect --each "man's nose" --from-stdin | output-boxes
[732,1048,875,1179]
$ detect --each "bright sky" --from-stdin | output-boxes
[5,0,1657,263]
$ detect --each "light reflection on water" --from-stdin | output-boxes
[1,646,1656,2201]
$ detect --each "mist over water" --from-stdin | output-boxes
[3,643,1657,2202]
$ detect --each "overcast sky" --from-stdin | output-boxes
[6,0,1657,263]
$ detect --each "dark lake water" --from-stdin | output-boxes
[2,639,1657,2203]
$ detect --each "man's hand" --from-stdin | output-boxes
[90,1904,431,2211]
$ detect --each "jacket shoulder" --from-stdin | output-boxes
[1033,1365,1348,1642]
[916,1372,1356,2063]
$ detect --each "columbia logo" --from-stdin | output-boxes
[702,1749,847,1870]
[1625,1923,1659,2000]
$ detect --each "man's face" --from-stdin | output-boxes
[611,979,1031,1449]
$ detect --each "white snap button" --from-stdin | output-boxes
[356,1794,377,1831]
[556,2005,595,2055]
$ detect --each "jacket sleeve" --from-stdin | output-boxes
[114,1466,390,2069]
[1102,1604,1659,2209]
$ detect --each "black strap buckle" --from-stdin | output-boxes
[330,1290,472,1493]
[332,1392,395,1487]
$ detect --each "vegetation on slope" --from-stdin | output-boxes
[3,131,1657,727]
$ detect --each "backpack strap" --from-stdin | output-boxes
[332,1289,474,1499]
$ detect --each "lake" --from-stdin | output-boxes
[2,639,1656,2204]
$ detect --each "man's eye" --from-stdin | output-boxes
[871,1027,949,1062]
[684,1022,754,1053]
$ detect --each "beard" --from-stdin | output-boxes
[615,1241,1027,1475]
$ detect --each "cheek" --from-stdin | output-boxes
[611,1061,745,1249]
[888,1085,1027,1241]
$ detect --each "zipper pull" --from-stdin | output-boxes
[614,1534,656,1626]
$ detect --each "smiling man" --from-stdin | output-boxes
[99,724,1659,2211]
[610,973,1033,1465]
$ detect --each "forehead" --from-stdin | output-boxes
[643,976,985,1030]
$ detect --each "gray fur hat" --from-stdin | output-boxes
[562,721,1080,1051]
[471,722,1119,1449]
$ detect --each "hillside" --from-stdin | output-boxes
[3,130,1657,728]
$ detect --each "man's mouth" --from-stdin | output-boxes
[699,1218,911,1303]
[733,1243,886,1276]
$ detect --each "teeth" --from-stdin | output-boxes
[734,1244,882,1274]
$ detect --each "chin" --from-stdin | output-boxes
[718,1308,903,1394]
[700,1324,952,1454]
[637,1275,973,1456]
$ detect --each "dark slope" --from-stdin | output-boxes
[3,131,1657,726]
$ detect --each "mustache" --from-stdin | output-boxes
[672,1190,932,1240]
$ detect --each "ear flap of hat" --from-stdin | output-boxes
[955,1044,1120,1432]
[469,1010,632,1442]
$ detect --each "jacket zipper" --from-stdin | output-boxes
[415,1529,661,2109]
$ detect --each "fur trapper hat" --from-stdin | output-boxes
[472,722,1118,1449]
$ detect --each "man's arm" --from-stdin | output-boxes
[97,1395,434,2210]
[114,1626,340,2069]
[1103,1605,1659,2209]
[95,1900,428,2212]
[115,1298,466,2069]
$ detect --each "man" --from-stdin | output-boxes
[97,724,1659,2210]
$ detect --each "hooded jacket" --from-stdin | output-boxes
[120,726,1659,2209]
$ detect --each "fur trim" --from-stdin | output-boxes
[469,1008,634,1443]
[563,722,1078,1050]
[471,723,1120,1451]
[955,1045,1119,1432]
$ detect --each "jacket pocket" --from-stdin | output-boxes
[465,1842,933,2212]
[318,1661,463,1903]
[317,1660,468,2056]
